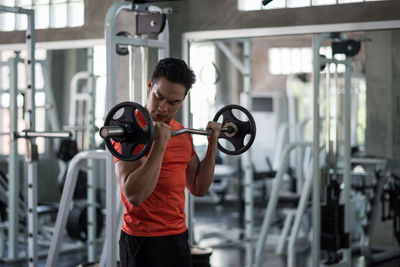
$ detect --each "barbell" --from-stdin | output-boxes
[99,101,256,161]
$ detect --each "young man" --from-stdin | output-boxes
[114,58,221,267]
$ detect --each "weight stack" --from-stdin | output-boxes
[191,246,212,267]
[76,262,98,267]
[320,180,349,265]
[321,204,349,251]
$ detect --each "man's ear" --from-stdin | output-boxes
[147,79,152,94]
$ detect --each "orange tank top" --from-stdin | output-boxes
[113,117,196,236]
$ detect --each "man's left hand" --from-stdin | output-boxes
[206,121,222,145]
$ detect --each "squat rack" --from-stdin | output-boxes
[0,5,72,266]
[0,6,36,263]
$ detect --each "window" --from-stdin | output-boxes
[238,0,387,11]
[189,43,217,147]
[268,46,345,75]
[268,47,312,74]
[0,0,84,31]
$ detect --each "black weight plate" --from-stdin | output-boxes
[102,101,154,161]
[56,139,78,162]
[213,104,256,155]
[66,202,104,242]
[57,169,87,199]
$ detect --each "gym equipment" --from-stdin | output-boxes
[76,262,99,267]
[213,104,256,156]
[0,170,8,223]
[320,180,349,264]
[184,39,254,265]
[99,2,170,266]
[0,51,71,263]
[381,175,400,244]
[57,169,87,200]
[0,170,27,220]
[15,130,72,139]
[116,31,131,56]
[351,158,400,264]
[191,246,213,267]
[307,32,363,267]
[57,139,79,162]
[332,39,361,57]
[136,12,166,35]
[46,151,113,267]
[0,6,76,265]
[117,1,168,54]
[0,6,36,265]
[101,101,154,162]
[262,0,274,6]
[132,0,177,4]
[254,141,312,267]
[99,101,256,161]
[66,202,104,242]
[60,55,100,262]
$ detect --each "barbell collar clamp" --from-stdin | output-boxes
[99,126,125,139]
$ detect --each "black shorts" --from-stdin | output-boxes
[119,230,193,267]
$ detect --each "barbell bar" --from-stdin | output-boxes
[16,131,73,139]
[0,131,73,139]
[99,125,235,139]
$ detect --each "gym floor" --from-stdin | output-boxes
[2,197,400,267]
[194,198,400,267]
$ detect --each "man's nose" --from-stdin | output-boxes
[157,100,168,112]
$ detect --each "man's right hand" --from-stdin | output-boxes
[153,122,171,148]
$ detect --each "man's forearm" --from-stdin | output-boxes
[193,144,217,196]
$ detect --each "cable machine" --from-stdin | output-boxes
[46,1,170,266]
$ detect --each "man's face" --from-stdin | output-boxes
[146,77,186,124]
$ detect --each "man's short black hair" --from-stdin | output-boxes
[151,58,196,95]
